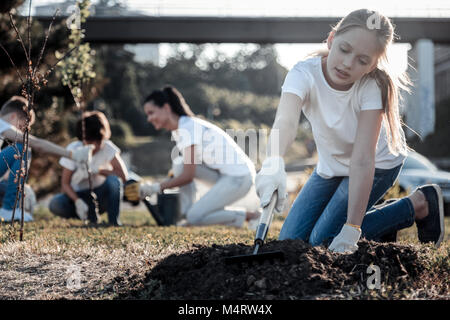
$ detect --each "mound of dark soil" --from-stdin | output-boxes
[126,239,431,300]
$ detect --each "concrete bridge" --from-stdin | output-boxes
[37,16,450,44]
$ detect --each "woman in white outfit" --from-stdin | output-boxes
[125,86,259,227]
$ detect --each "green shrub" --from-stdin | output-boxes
[200,84,279,126]
[109,119,134,150]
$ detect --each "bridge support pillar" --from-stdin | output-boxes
[404,39,435,140]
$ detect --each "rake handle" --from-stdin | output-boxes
[254,192,278,246]
[252,242,261,255]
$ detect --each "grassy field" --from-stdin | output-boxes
[0,206,448,300]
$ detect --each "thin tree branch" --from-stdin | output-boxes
[33,9,61,77]
[46,45,79,75]
[27,0,32,63]
[8,12,30,62]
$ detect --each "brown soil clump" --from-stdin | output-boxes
[127,239,437,299]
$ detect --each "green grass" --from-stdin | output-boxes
[9,206,260,248]
[0,207,448,300]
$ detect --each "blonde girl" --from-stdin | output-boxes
[256,9,445,252]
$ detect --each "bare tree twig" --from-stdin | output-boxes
[33,9,61,77]
[27,0,32,63]
[8,12,30,63]
[47,45,79,75]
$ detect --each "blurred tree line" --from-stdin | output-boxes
[95,43,288,138]
[93,43,295,175]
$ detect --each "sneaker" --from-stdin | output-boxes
[416,184,445,247]
[0,208,33,222]
[379,230,397,243]
[108,219,123,227]
[176,218,189,227]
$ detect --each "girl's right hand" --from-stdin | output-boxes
[255,156,287,213]
[75,198,89,221]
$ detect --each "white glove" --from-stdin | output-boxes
[71,145,94,164]
[23,184,37,214]
[71,165,99,185]
[140,182,161,199]
[328,224,361,253]
[74,198,89,221]
[255,156,287,213]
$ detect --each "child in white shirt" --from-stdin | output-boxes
[256,9,445,252]
[49,111,128,226]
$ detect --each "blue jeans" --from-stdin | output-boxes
[0,143,28,210]
[279,164,415,246]
[49,175,123,225]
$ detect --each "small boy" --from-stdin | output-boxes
[0,96,93,221]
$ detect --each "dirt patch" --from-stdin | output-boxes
[0,239,154,300]
[124,239,448,300]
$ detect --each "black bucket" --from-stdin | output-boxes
[143,190,181,226]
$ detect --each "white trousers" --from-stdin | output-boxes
[172,158,254,227]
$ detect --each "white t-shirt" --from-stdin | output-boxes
[59,140,120,191]
[171,116,255,177]
[281,56,405,178]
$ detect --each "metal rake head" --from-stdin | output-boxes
[224,250,285,266]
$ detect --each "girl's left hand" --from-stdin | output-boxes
[328,224,361,253]
[255,156,287,213]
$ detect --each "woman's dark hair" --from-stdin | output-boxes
[143,86,194,117]
[76,111,111,142]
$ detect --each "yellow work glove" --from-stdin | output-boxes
[124,180,161,202]
[124,180,141,202]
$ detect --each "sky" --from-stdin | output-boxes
[28,0,449,72]
[129,0,450,17]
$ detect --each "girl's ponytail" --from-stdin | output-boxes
[144,85,195,117]
[162,86,195,117]
[368,60,410,156]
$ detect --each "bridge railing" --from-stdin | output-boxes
[22,0,450,18]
